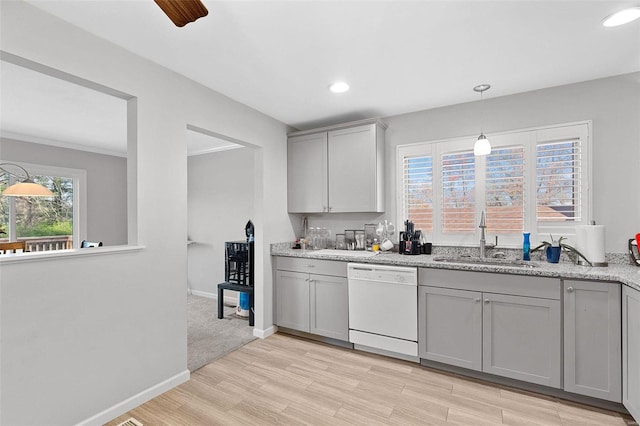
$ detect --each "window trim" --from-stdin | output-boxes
[2,52,138,259]
[532,124,591,238]
[2,161,87,249]
[396,121,592,248]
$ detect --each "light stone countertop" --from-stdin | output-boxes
[271,244,640,292]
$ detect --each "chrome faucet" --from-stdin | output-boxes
[479,211,487,258]
[479,211,498,258]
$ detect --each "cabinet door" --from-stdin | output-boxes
[483,293,561,388]
[310,274,348,341]
[418,286,482,371]
[623,285,640,421]
[564,280,621,402]
[287,133,328,213]
[327,124,381,212]
[275,270,310,332]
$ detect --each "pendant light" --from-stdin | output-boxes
[473,84,491,156]
[0,162,54,197]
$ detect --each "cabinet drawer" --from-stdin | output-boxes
[419,268,560,300]
[277,256,347,277]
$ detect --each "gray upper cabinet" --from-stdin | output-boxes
[623,285,640,421]
[327,124,383,213]
[287,120,385,213]
[287,132,328,213]
[564,280,621,402]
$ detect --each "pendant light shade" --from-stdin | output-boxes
[0,163,54,197]
[474,133,491,156]
[473,84,492,156]
[2,180,54,197]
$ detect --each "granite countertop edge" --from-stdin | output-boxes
[271,246,640,292]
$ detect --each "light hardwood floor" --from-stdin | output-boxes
[107,333,634,425]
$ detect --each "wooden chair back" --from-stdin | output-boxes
[0,241,27,254]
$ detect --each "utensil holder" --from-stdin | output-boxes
[399,240,421,255]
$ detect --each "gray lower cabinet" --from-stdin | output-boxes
[563,280,621,402]
[275,270,310,332]
[309,274,349,340]
[623,285,640,421]
[419,286,482,371]
[418,269,561,388]
[275,257,349,341]
[482,293,561,388]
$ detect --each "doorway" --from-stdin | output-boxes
[186,127,256,371]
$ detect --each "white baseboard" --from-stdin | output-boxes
[191,289,237,305]
[74,370,190,426]
[190,290,216,299]
[254,325,277,339]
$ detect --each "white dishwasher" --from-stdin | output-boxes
[347,263,418,361]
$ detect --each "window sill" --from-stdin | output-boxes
[0,244,145,264]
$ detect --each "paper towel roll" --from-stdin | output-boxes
[576,225,606,264]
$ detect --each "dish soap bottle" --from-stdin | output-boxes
[523,232,531,261]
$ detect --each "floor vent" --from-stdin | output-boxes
[117,418,143,426]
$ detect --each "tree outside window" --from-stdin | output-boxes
[0,173,74,250]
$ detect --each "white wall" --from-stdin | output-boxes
[1,138,128,246]
[293,72,640,253]
[187,147,254,296]
[0,2,292,425]
[383,72,640,253]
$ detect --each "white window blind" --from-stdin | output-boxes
[397,122,590,247]
[485,146,525,233]
[442,151,475,233]
[402,155,433,232]
[536,139,581,222]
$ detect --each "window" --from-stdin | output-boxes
[442,150,475,233]
[485,146,524,233]
[536,140,581,222]
[401,152,433,232]
[0,163,86,251]
[397,122,590,247]
[2,56,133,254]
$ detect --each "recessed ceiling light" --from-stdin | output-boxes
[329,81,350,93]
[602,6,640,27]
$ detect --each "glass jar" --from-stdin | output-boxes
[344,230,356,250]
[354,230,365,251]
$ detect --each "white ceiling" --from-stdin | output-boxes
[3,0,640,154]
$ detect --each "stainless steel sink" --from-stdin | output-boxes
[432,256,538,268]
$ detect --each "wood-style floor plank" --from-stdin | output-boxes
[105,333,634,426]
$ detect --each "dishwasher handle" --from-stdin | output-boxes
[348,265,416,274]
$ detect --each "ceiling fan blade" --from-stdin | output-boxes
[154,0,209,27]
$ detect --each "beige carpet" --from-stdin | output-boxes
[187,295,255,372]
